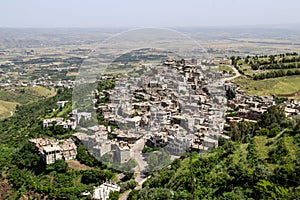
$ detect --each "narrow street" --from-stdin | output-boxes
[119,138,149,200]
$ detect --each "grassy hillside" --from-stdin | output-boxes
[0,86,56,119]
[233,75,300,97]
[0,87,122,199]
[0,100,18,118]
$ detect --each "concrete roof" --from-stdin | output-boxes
[42,145,61,153]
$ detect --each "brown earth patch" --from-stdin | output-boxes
[66,160,94,171]
[0,178,13,200]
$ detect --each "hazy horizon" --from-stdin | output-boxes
[1,0,300,28]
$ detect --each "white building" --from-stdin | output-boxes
[165,134,194,156]
[126,116,141,128]
[57,101,68,108]
[93,182,120,200]
[42,145,63,164]
[43,118,76,130]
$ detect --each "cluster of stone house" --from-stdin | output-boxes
[94,59,227,157]
[201,57,232,66]
[43,117,77,130]
[36,59,232,167]
[29,138,77,164]
[224,82,300,125]
[70,109,92,124]
[72,125,135,164]
[42,108,92,130]
[72,126,111,159]
[0,79,80,89]
[285,101,300,116]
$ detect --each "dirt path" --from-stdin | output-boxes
[222,65,241,82]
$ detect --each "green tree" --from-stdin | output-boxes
[255,180,290,199]
[46,159,68,173]
[109,191,120,200]
[81,170,106,185]
[258,106,286,129]
[269,55,275,64]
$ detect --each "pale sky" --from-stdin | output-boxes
[1,0,300,28]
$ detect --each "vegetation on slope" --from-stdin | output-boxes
[233,75,300,97]
[128,106,300,200]
[0,88,119,199]
[0,86,56,119]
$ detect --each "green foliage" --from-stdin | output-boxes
[53,173,74,188]
[109,191,120,200]
[81,170,106,185]
[11,141,42,170]
[268,138,289,164]
[255,180,290,199]
[171,158,181,170]
[246,142,258,167]
[142,146,160,153]
[120,179,138,193]
[221,140,236,155]
[229,120,256,143]
[226,89,236,100]
[145,149,171,172]
[46,159,68,173]
[129,188,174,200]
[253,69,300,80]
[76,144,102,167]
[43,123,74,137]
[225,111,238,117]
[258,106,286,130]
[119,159,138,173]
[97,78,116,92]
[0,86,55,105]
[258,128,270,136]
[274,96,287,104]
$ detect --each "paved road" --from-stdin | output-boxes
[132,138,147,173]
[132,138,149,188]
[119,138,149,200]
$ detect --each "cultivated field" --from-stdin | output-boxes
[233,75,300,98]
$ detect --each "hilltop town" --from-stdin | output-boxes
[2,50,300,199]
[2,0,300,197]
[32,57,300,173]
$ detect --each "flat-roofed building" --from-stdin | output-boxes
[29,138,77,164]
[93,182,120,200]
[42,145,62,164]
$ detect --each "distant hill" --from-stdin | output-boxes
[0,86,56,119]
